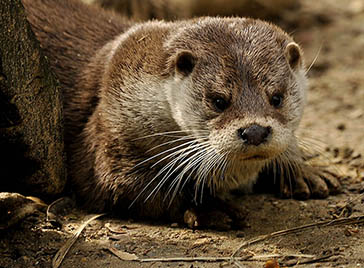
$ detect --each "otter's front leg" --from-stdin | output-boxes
[263,140,341,199]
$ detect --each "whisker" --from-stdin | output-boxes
[298,136,342,174]
[195,149,218,203]
[144,142,211,202]
[196,150,216,203]
[165,145,211,205]
[132,139,198,171]
[305,41,323,75]
[129,140,207,208]
[145,146,201,202]
[132,130,209,141]
[174,150,213,204]
[298,136,326,151]
[212,152,228,195]
[204,150,226,200]
[146,134,208,153]
[161,145,210,202]
[150,140,209,169]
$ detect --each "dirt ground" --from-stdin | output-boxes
[1,0,364,267]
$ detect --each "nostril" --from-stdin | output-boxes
[237,125,272,146]
[237,127,247,142]
[263,126,272,139]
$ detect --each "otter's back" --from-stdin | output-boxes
[22,0,132,97]
[22,0,133,143]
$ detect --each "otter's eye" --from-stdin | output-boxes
[213,97,229,112]
[270,94,283,108]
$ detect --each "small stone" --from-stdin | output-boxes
[342,147,354,159]
[192,238,211,247]
[337,123,346,131]
[236,231,244,238]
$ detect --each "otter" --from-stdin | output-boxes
[22,0,340,228]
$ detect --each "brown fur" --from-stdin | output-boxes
[22,0,339,227]
[22,0,132,142]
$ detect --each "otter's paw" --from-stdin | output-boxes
[184,208,233,230]
[280,166,341,199]
[183,202,248,230]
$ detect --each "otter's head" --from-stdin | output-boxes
[165,18,306,158]
[163,18,307,191]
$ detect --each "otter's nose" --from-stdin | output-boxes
[237,125,271,146]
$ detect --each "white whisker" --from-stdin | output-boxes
[132,130,209,141]
[146,134,208,153]
[165,146,211,204]
[128,139,206,208]
[132,139,198,170]
[195,149,218,203]
[144,142,211,202]
[305,42,323,75]
[150,140,209,169]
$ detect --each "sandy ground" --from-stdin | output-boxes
[1,0,363,267]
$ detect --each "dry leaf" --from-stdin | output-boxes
[108,247,138,261]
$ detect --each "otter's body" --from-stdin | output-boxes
[22,0,339,227]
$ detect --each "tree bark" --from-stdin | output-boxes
[0,0,66,196]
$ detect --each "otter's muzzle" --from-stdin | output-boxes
[237,124,271,146]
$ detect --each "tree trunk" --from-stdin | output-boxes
[0,0,66,196]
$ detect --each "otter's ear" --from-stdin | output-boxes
[175,51,196,76]
[285,42,302,71]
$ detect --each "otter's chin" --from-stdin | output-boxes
[243,155,270,161]
[233,149,284,162]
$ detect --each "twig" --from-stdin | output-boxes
[139,256,247,262]
[283,252,336,267]
[46,197,68,228]
[233,260,245,268]
[46,197,64,221]
[138,254,315,263]
[232,215,364,257]
[52,213,105,268]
